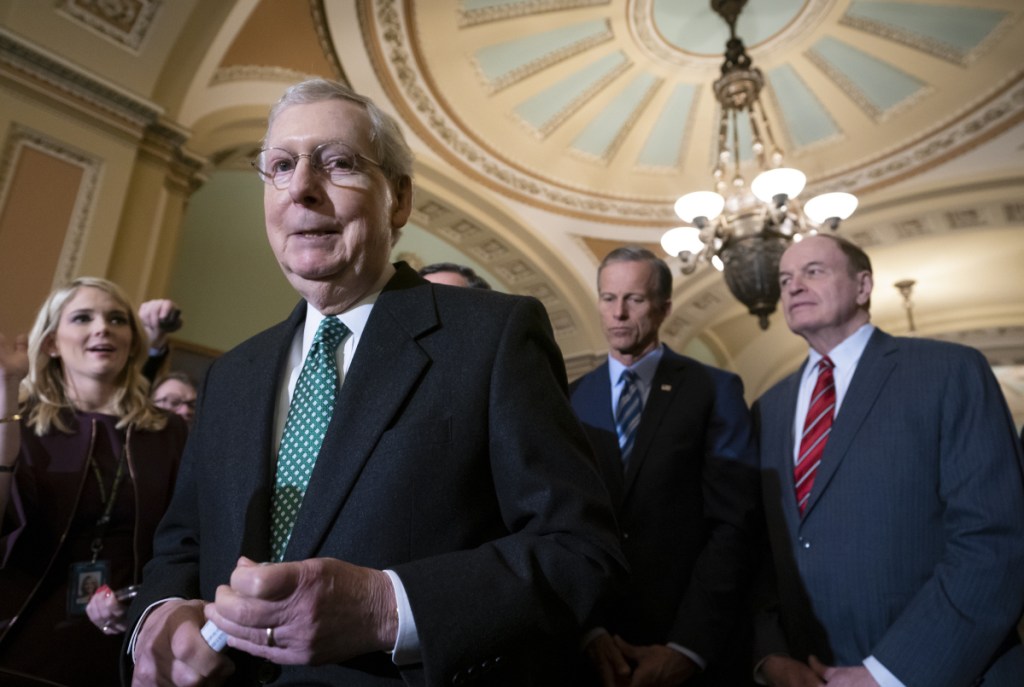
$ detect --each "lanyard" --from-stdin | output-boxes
[88,441,128,563]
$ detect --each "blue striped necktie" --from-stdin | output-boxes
[270,316,349,561]
[616,369,643,463]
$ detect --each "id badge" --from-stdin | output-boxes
[68,560,109,616]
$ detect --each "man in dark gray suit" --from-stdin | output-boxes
[754,235,1024,686]
[127,78,625,686]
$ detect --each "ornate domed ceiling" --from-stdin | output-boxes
[3,0,1019,404]
[346,0,1022,224]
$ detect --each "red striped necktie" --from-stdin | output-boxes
[795,357,835,516]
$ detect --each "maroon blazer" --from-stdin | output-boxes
[0,410,186,681]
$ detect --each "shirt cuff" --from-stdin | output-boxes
[666,642,706,671]
[383,569,420,666]
[864,655,906,687]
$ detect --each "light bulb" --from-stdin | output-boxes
[674,192,725,224]
[661,227,704,257]
[751,168,806,203]
[804,192,858,226]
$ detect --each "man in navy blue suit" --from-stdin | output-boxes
[754,234,1024,686]
[570,247,760,686]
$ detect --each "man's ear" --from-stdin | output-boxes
[856,271,873,306]
[390,175,413,229]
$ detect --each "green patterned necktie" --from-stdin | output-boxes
[270,316,349,561]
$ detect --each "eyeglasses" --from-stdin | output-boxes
[153,396,196,411]
[252,141,381,189]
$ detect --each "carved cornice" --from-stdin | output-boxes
[0,28,162,136]
[57,0,163,53]
[459,0,610,28]
[808,75,1024,196]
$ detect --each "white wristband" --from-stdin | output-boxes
[201,620,228,652]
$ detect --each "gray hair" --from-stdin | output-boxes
[598,246,673,304]
[265,78,414,184]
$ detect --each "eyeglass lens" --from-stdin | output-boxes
[155,396,196,410]
[255,142,365,188]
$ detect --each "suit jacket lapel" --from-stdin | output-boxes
[803,329,898,518]
[572,364,626,507]
[285,265,435,561]
[225,302,306,563]
[772,366,804,532]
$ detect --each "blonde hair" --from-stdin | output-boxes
[21,277,167,435]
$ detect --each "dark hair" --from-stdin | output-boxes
[418,262,492,290]
[597,246,672,304]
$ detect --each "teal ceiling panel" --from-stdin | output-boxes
[844,1,1007,58]
[514,51,628,135]
[809,36,926,118]
[638,82,697,167]
[474,19,611,88]
[572,72,660,159]
[767,64,839,149]
[651,0,804,55]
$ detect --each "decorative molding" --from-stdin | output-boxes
[310,0,351,83]
[139,119,209,195]
[476,24,614,94]
[519,56,632,139]
[839,8,1018,68]
[808,76,1024,196]
[459,0,610,28]
[0,28,163,135]
[358,0,1024,224]
[0,125,101,286]
[58,0,162,53]
[571,76,663,163]
[839,15,967,66]
[210,65,323,86]
[805,46,933,124]
[362,0,676,224]
[627,0,838,67]
[408,187,578,336]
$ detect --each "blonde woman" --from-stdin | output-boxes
[0,277,186,686]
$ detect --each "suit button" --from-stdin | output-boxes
[452,670,466,685]
[799,537,811,549]
[622,531,630,540]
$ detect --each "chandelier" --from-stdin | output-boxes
[660,0,858,329]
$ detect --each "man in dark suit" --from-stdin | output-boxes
[754,235,1024,686]
[127,78,626,686]
[569,247,760,686]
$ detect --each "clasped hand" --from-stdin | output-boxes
[132,556,398,686]
[761,655,880,687]
[586,633,698,687]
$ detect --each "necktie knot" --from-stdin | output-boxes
[315,316,349,349]
[819,356,834,372]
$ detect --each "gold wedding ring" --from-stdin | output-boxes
[266,626,276,648]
